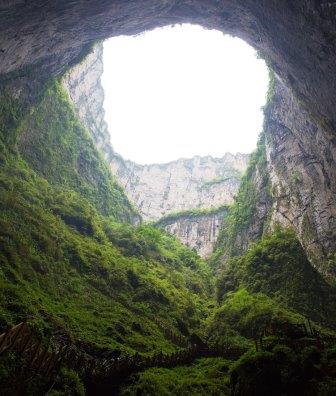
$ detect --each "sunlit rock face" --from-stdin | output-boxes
[62,45,111,156]
[110,154,248,221]
[62,42,336,270]
[156,208,229,258]
[109,154,247,258]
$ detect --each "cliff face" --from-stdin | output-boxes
[156,207,228,258]
[265,78,336,281]
[62,44,114,161]
[110,155,247,258]
[110,154,248,221]
[213,76,336,282]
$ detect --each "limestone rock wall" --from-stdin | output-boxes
[110,154,248,221]
[215,77,336,281]
[62,44,113,159]
[157,209,228,258]
[266,78,336,280]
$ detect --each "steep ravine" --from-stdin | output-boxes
[62,42,335,281]
[63,43,249,257]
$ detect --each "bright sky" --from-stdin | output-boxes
[102,24,269,165]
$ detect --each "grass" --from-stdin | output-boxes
[201,169,242,188]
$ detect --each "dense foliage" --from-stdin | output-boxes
[216,228,336,328]
[209,71,276,267]
[154,205,229,227]
[17,81,138,222]
[121,358,231,395]
[230,344,336,396]
[209,133,272,266]
[1,70,335,395]
[0,81,214,357]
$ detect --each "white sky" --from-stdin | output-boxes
[102,24,269,164]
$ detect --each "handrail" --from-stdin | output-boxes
[0,321,244,383]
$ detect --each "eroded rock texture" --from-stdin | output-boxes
[62,45,111,155]
[157,208,228,258]
[216,78,336,280]
[110,154,248,221]
[1,1,336,132]
[266,79,336,280]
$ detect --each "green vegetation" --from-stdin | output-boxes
[1,65,335,395]
[290,169,302,185]
[210,133,271,264]
[209,69,276,267]
[0,81,214,357]
[49,368,85,396]
[16,80,138,222]
[121,358,231,395]
[265,68,276,106]
[202,170,242,188]
[155,205,229,226]
[216,228,336,328]
[230,344,336,395]
[207,288,304,343]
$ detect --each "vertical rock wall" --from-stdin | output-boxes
[266,78,336,280]
[110,154,249,221]
[62,44,335,276]
[156,208,228,258]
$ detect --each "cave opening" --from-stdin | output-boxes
[1,2,336,395]
[102,24,269,165]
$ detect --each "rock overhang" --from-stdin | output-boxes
[1,1,336,130]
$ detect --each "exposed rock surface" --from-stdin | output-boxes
[110,153,248,221]
[62,45,112,156]
[156,207,228,258]
[215,77,336,281]
[266,78,336,281]
[62,43,336,272]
